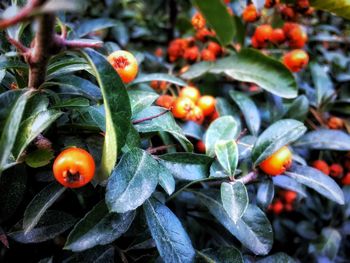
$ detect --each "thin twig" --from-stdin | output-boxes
[147,144,176,154]
[6,37,29,54]
[132,109,169,124]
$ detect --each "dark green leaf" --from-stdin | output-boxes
[197,247,243,263]
[310,62,335,107]
[81,49,132,181]
[272,175,307,197]
[215,140,238,176]
[75,18,118,37]
[52,98,90,108]
[283,95,309,121]
[130,73,186,86]
[143,198,195,263]
[23,182,66,233]
[65,201,135,252]
[310,0,350,21]
[251,119,306,166]
[106,148,159,213]
[24,149,55,168]
[128,89,158,115]
[158,164,176,195]
[285,164,344,205]
[256,179,275,210]
[308,228,341,261]
[180,61,213,80]
[257,252,296,263]
[229,90,260,136]
[221,182,248,223]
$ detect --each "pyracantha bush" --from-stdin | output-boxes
[0,0,350,262]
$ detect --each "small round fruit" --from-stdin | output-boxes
[172,97,195,119]
[312,160,330,175]
[283,49,309,72]
[191,12,206,30]
[197,95,216,116]
[183,46,200,62]
[196,140,206,153]
[259,146,292,176]
[271,28,286,44]
[272,200,284,215]
[242,4,260,23]
[327,116,344,129]
[265,0,280,8]
[284,191,297,204]
[150,80,167,92]
[342,173,350,185]
[329,163,344,178]
[254,24,273,43]
[180,86,201,102]
[201,48,216,61]
[156,95,175,109]
[53,147,95,188]
[107,50,138,83]
[186,106,204,125]
[288,26,307,48]
[207,41,222,56]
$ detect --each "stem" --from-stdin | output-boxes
[236,171,258,184]
[147,144,176,154]
[132,109,169,124]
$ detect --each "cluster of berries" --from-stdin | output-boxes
[155,85,217,126]
[167,10,226,63]
[327,116,345,130]
[312,153,350,186]
[269,190,298,215]
[243,1,310,72]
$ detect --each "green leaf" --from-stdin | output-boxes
[256,179,275,210]
[52,97,90,108]
[143,198,196,263]
[12,109,62,160]
[181,61,213,80]
[221,182,249,223]
[308,228,341,261]
[251,119,307,166]
[285,164,344,205]
[283,95,309,121]
[257,252,296,263]
[133,106,192,152]
[294,129,350,151]
[310,62,335,107]
[105,148,159,213]
[40,0,86,12]
[195,192,273,255]
[0,90,32,174]
[9,210,76,244]
[0,90,23,129]
[229,90,260,136]
[81,49,132,181]
[210,49,298,98]
[205,116,240,157]
[272,175,307,197]
[158,164,176,195]
[62,246,114,263]
[197,247,243,263]
[130,73,187,86]
[215,140,238,176]
[75,18,118,37]
[193,0,235,45]
[24,149,55,168]
[310,0,350,21]
[160,153,212,181]
[65,201,135,252]
[128,89,158,115]
[23,182,66,234]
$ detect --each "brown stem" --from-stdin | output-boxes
[237,171,258,184]
[132,109,169,124]
[6,37,29,54]
[55,37,103,49]
[147,144,176,154]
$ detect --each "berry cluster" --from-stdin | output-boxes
[243,1,311,72]
[312,153,350,186]
[269,190,298,215]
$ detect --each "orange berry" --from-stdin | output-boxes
[251,36,265,49]
[196,140,206,153]
[272,200,284,215]
[296,0,310,13]
[283,22,299,36]
[201,49,216,61]
[265,0,280,8]
[156,95,175,109]
[150,80,167,92]
[186,106,204,125]
[242,4,260,23]
[172,97,195,119]
[180,86,201,102]
[207,41,222,56]
[195,28,216,42]
[312,160,330,175]
[329,163,344,178]
[154,47,163,57]
[288,26,307,48]
[179,65,190,75]
[254,24,273,43]
[191,12,206,30]
[197,95,216,116]
[271,28,286,44]
[183,46,200,62]
[283,191,297,204]
[167,38,189,61]
[284,203,293,212]
[342,173,350,185]
[259,146,293,176]
[283,49,309,72]
[280,5,296,21]
[327,117,344,130]
[107,50,138,83]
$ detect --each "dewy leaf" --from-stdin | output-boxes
[12,110,62,160]
[221,182,249,223]
[130,73,187,86]
[229,90,261,136]
[251,119,307,166]
[128,89,158,115]
[143,198,195,263]
[215,140,238,176]
[205,116,240,157]
[158,163,176,195]
[211,49,298,98]
[197,247,244,263]
[181,61,213,80]
[194,0,235,45]
[23,182,66,234]
[256,179,275,210]
[133,106,192,152]
[272,175,307,197]
[257,252,296,263]
[81,49,132,181]
[0,89,32,174]
[310,62,335,107]
[310,0,350,21]
[75,18,119,37]
[308,227,341,261]
[285,163,345,205]
[105,148,159,213]
[65,201,135,252]
[294,129,350,151]
[195,192,273,255]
